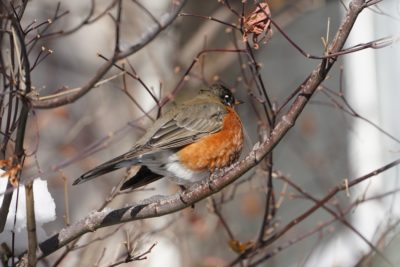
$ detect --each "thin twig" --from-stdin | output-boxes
[29,0,188,109]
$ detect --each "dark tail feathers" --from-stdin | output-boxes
[73,154,138,185]
[120,166,162,190]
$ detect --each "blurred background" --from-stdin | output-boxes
[1,0,400,266]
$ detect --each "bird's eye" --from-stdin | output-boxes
[223,94,233,106]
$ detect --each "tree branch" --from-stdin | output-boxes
[28,0,187,109]
[34,0,368,259]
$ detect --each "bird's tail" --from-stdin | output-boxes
[73,152,139,185]
[120,166,163,190]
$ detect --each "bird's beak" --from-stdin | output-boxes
[235,99,244,106]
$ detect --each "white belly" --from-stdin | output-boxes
[146,154,209,185]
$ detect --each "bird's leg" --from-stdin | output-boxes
[207,170,220,193]
[179,184,188,192]
[209,169,220,181]
[178,185,195,209]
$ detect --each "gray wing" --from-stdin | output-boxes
[73,101,226,186]
[144,101,226,150]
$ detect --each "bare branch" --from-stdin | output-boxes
[28,0,188,109]
[230,158,400,266]
[34,1,369,259]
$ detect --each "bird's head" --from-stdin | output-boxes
[201,84,242,107]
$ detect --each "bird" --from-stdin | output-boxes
[73,84,244,191]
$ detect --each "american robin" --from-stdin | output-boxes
[73,84,244,190]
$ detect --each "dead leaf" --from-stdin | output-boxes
[228,239,254,254]
[0,159,21,187]
[243,2,273,49]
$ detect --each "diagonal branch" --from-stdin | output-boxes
[34,0,368,259]
[28,0,187,109]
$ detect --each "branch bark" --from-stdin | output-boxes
[35,0,368,259]
[28,0,187,109]
[11,8,38,267]
[0,4,38,267]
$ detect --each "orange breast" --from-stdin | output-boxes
[177,107,243,171]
